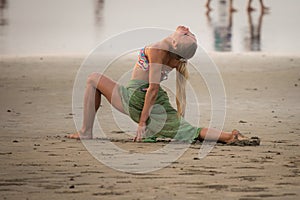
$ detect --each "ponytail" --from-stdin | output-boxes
[176,61,189,117]
[173,41,197,117]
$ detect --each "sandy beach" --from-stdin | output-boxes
[0,53,299,199]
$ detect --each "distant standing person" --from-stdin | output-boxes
[247,0,269,12]
[206,0,237,12]
[206,0,269,12]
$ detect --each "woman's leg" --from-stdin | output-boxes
[229,0,237,12]
[198,128,244,143]
[68,72,125,139]
[205,0,212,11]
[247,0,255,12]
[259,0,269,12]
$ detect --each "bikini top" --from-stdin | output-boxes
[137,47,170,81]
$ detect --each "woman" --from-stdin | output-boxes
[68,26,257,145]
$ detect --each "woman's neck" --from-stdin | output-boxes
[149,37,181,69]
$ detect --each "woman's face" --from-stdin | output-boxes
[174,26,197,45]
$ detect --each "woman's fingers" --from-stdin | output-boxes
[133,134,142,142]
[134,125,146,142]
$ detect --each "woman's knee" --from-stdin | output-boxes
[87,72,102,87]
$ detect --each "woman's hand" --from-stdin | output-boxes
[134,122,146,142]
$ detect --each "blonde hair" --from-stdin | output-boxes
[176,61,189,117]
[172,42,197,117]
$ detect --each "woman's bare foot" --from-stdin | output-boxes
[66,131,92,139]
[226,129,249,143]
[226,129,260,146]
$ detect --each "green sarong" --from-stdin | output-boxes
[118,79,201,143]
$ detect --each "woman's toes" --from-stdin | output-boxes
[66,132,92,139]
[66,133,80,139]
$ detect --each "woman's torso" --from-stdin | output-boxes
[131,45,180,82]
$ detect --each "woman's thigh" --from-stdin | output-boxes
[88,72,125,113]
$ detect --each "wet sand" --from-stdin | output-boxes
[0,53,299,199]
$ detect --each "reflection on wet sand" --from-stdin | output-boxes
[244,8,266,51]
[94,0,104,38]
[207,0,233,51]
[0,0,8,26]
[205,0,269,52]
[94,0,104,27]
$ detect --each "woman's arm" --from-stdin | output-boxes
[134,48,166,141]
[135,82,160,141]
[139,68,161,125]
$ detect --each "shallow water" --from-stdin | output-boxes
[0,0,299,55]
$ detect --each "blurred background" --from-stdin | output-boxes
[0,0,299,55]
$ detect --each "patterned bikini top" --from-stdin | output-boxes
[137,47,170,81]
[137,47,150,71]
